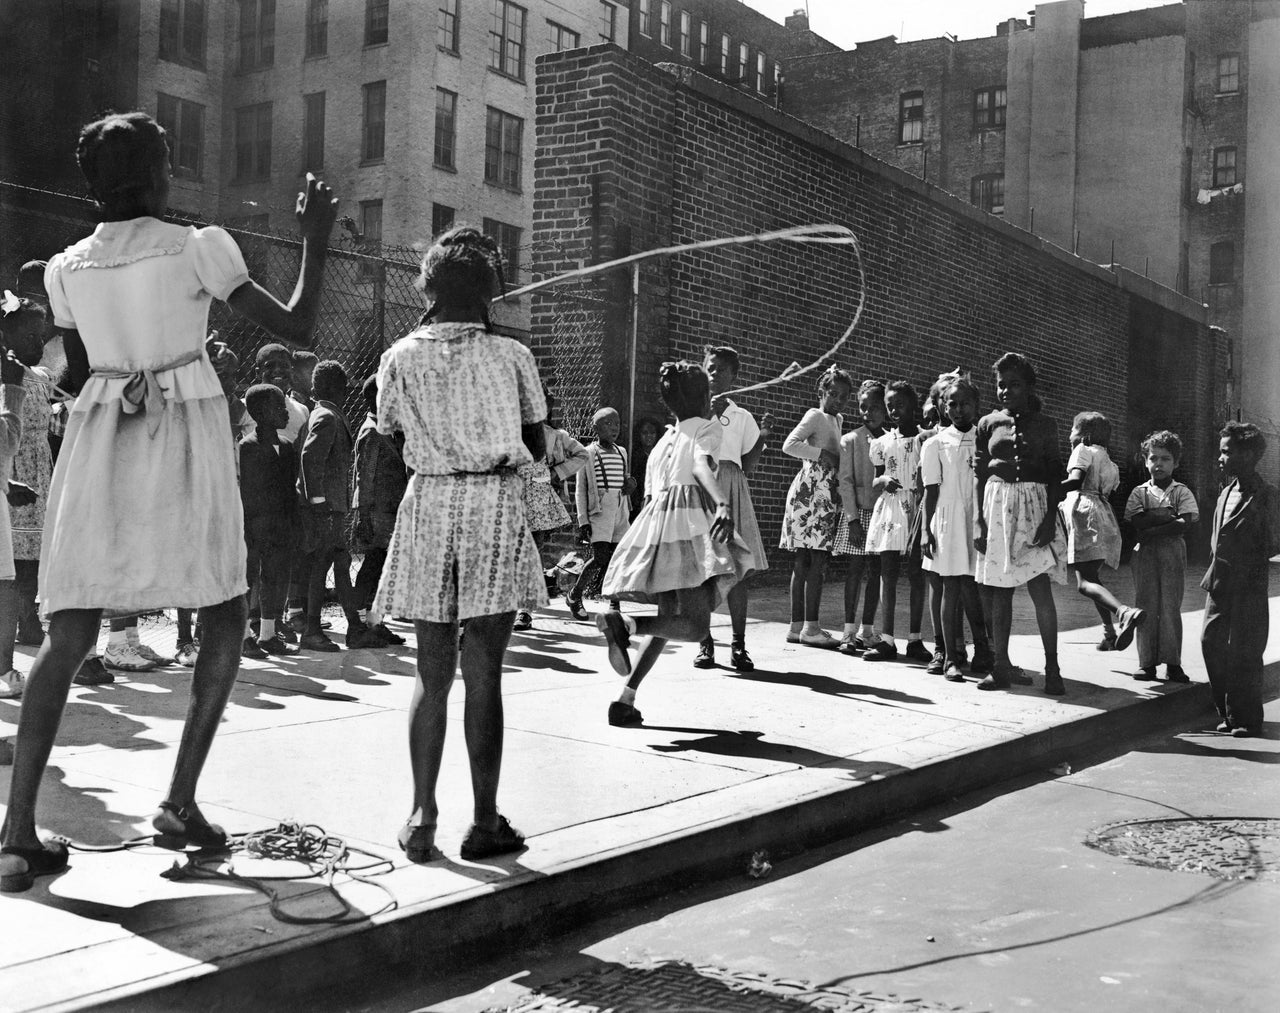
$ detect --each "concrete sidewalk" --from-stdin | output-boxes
[0,568,1276,1012]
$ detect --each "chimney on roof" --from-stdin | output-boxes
[785,8,810,33]
[997,16,1030,36]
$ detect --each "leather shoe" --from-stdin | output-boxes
[300,631,341,652]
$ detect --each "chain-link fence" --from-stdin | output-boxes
[0,180,429,422]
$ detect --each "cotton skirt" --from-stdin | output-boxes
[832,507,874,557]
[778,459,838,551]
[373,471,546,624]
[717,461,768,578]
[975,478,1066,588]
[520,459,571,534]
[603,484,755,607]
[1060,491,1122,569]
[40,390,245,613]
[866,490,918,554]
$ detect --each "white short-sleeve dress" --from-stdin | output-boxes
[919,425,978,576]
[41,217,249,613]
[1060,443,1122,569]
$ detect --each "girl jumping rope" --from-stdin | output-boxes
[0,112,337,892]
[595,361,754,727]
[1060,411,1144,653]
[779,366,853,648]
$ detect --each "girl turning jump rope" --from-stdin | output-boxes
[0,112,336,893]
[596,361,755,727]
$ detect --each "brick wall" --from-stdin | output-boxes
[532,47,1220,568]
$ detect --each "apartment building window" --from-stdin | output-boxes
[660,2,672,47]
[971,173,1005,215]
[738,42,749,83]
[720,34,730,74]
[434,88,457,168]
[1213,146,1237,187]
[238,0,275,72]
[1209,241,1235,284]
[362,81,386,162]
[1217,53,1240,94]
[439,0,460,52]
[156,93,204,179]
[365,0,389,46]
[679,11,691,57]
[490,0,527,80]
[699,21,709,64]
[234,102,272,180]
[599,1,617,43]
[431,203,456,237]
[485,107,523,190]
[302,92,325,171]
[899,91,924,144]
[549,21,579,51]
[483,218,522,287]
[360,200,383,256]
[639,0,651,37]
[973,85,1006,128]
[305,0,328,57]
[757,52,767,93]
[159,0,206,68]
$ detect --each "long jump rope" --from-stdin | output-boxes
[12,223,866,924]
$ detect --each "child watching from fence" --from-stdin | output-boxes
[780,366,852,648]
[834,379,886,654]
[1124,430,1198,683]
[596,361,752,726]
[567,406,634,621]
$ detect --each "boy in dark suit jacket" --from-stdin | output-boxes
[300,361,378,651]
[1201,421,1280,737]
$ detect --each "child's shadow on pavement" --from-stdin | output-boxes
[728,667,934,706]
[642,726,904,779]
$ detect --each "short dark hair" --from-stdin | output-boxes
[1072,411,1112,447]
[1220,420,1266,458]
[255,343,291,368]
[993,351,1037,387]
[76,111,168,216]
[312,360,348,400]
[244,382,285,423]
[659,360,710,419]
[17,260,48,301]
[1142,429,1183,461]
[704,346,740,376]
[858,379,886,403]
[362,372,378,410]
[292,350,319,369]
[417,226,504,325]
[885,379,919,407]
[818,365,854,394]
[944,376,980,406]
[0,295,47,339]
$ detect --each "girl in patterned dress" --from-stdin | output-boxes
[1060,411,1144,652]
[371,227,546,864]
[974,353,1065,696]
[779,367,853,648]
[863,381,928,661]
[596,361,754,727]
[1,112,336,893]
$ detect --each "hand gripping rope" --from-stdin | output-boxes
[497,223,866,400]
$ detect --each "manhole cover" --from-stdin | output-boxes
[486,960,972,1013]
[1085,817,1280,881]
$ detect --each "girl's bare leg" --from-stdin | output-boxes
[407,620,459,829]
[458,611,515,827]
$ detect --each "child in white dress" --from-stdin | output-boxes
[597,361,754,726]
[1060,411,1144,651]
[864,381,928,661]
[1,112,336,893]
[920,377,991,680]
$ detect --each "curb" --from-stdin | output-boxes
[90,678,1236,1012]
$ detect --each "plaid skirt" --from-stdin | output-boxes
[832,507,874,557]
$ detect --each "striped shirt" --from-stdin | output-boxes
[594,444,626,490]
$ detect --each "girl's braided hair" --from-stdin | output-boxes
[417,226,506,328]
[659,360,709,419]
[76,112,168,217]
[817,364,854,394]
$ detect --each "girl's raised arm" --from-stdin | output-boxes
[225,174,338,348]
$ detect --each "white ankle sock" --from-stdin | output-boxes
[108,630,128,649]
[621,613,637,636]
[907,630,921,642]
[860,624,875,639]
[802,621,821,635]
[843,623,858,635]
[619,686,637,705]
[880,634,896,647]
[125,627,140,647]
[244,620,254,639]
[789,621,803,635]
[261,619,276,640]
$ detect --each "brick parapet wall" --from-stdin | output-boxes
[533,47,1219,568]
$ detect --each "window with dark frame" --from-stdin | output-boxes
[899,90,923,144]
[680,11,691,57]
[365,0,389,46]
[1209,241,1235,285]
[720,34,730,74]
[757,51,766,93]
[639,0,651,37]
[484,106,523,190]
[302,91,325,171]
[360,200,383,255]
[490,0,526,79]
[439,0,460,52]
[362,81,386,163]
[599,1,616,43]
[432,203,455,238]
[305,0,328,57]
[238,0,275,72]
[973,85,1006,128]
[738,42,749,83]
[434,88,457,168]
[1217,53,1240,94]
[549,20,579,51]
[234,102,272,180]
[970,173,1005,215]
[482,217,522,289]
[1213,146,1237,187]
[659,2,671,48]
[699,21,709,64]
[159,0,207,68]
[156,93,204,179]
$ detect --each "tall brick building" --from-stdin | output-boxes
[783,0,1280,477]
